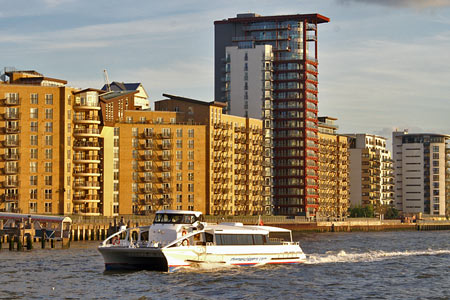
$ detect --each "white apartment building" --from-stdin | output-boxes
[348,134,394,209]
[393,130,449,216]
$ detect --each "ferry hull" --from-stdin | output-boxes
[99,247,168,272]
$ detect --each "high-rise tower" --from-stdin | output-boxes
[215,13,329,216]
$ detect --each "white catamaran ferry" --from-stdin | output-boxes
[98,210,306,272]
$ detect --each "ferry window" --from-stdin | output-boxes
[182,215,196,224]
[140,231,149,242]
[252,235,264,245]
[268,232,291,243]
[153,213,196,224]
[216,234,254,245]
[205,233,214,243]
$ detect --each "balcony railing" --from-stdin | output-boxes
[73,128,100,135]
[74,181,101,188]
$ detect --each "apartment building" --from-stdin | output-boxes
[347,134,394,210]
[392,131,449,216]
[155,94,267,216]
[101,82,150,110]
[0,69,76,215]
[317,117,349,219]
[215,13,329,216]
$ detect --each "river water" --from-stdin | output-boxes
[1,230,449,300]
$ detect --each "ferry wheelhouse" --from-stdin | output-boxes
[98,210,306,272]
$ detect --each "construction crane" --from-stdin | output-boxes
[103,69,111,92]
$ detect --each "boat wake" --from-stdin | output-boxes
[306,249,450,265]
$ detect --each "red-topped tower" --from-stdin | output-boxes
[214,13,329,216]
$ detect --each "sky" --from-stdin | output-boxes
[1,0,449,146]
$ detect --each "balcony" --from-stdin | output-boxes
[159,155,172,161]
[159,143,173,150]
[73,101,101,111]
[158,133,173,139]
[140,131,154,138]
[3,181,19,188]
[160,165,172,172]
[4,167,19,174]
[5,126,20,134]
[3,194,19,202]
[73,115,101,124]
[139,154,155,161]
[73,168,101,176]
[3,153,19,161]
[4,97,20,105]
[140,143,154,150]
[73,155,101,163]
[73,141,101,150]
[3,140,19,147]
[73,128,100,137]
[73,181,101,189]
[139,177,154,183]
[72,194,101,203]
[72,206,100,215]
[3,113,20,120]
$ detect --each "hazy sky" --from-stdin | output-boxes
[1,0,449,142]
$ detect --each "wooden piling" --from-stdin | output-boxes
[26,235,33,250]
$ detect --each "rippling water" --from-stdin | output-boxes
[1,230,449,299]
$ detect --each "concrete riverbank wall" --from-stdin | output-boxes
[2,215,450,251]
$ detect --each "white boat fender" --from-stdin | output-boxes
[182,239,189,246]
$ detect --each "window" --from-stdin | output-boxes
[176,129,183,137]
[132,128,138,137]
[244,52,248,61]
[244,63,248,71]
[45,94,53,105]
[30,135,38,146]
[188,184,194,192]
[44,202,52,213]
[188,162,194,170]
[45,162,52,172]
[188,140,194,149]
[45,122,53,133]
[45,176,52,186]
[176,140,182,148]
[176,151,182,160]
[188,195,194,203]
[188,151,194,160]
[30,176,37,186]
[30,93,38,104]
[433,153,439,160]
[176,184,182,192]
[30,202,37,213]
[176,194,182,203]
[45,149,53,159]
[433,146,439,152]
[114,127,120,136]
[177,173,182,181]
[30,108,38,119]
[45,108,53,119]
[30,189,37,200]
[188,173,194,181]
[433,160,439,167]
[30,162,37,173]
[176,162,182,170]
[30,121,38,132]
[188,129,194,138]
[45,135,53,146]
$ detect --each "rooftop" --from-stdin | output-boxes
[215,13,330,25]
